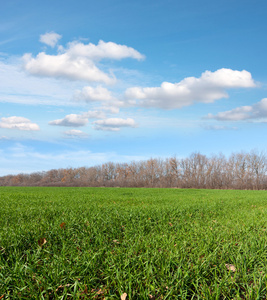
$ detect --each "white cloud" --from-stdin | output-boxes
[0,143,147,176]
[64,129,89,138]
[83,110,106,119]
[202,125,238,130]
[66,40,145,61]
[0,60,83,106]
[23,38,144,84]
[124,68,256,109]
[49,114,88,127]
[73,85,124,112]
[0,116,40,131]
[206,98,267,121]
[74,85,115,102]
[0,136,9,140]
[39,32,62,47]
[23,52,115,84]
[94,126,120,132]
[49,110,106,127]
[93,117,136,131]
[101,106,120,114]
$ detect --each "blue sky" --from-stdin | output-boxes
[0,0,267,175]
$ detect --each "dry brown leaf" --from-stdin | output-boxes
[121,293,127,300]
[113,239,120,244]
[90,287,107,299]
[149,293,164,299]
[225,264,236,272]
[55,284,71,292]
[91,288,105,295]
[38,238,47,247]
[96,289,104,295]
[0,295,4,300]
[60,222,66,229]
[55,285,64,292]
[80,285,88,294]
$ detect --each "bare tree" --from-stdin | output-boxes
[1,151,266,189]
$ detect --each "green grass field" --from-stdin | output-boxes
[0,187,266,299]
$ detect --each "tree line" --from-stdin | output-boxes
[1,151,267,189]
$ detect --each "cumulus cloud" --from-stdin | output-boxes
[23,52,114,84]
[23,37,144,84]
[93,117,136,131]
[124,68,256,109]
[49,110,106,127]
[0,116,40,131]
[64,129,89,138]
[39,32,62,47]
[206,98,267,121]
[66,40,145,61]
[74,85,115,102]
[73,85,124,112]
[49,114,88,127]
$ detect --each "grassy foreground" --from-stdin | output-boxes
[0,187,266,299]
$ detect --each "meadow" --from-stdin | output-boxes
[0,187,266,299]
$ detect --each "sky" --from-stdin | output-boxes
[0,0,267,176]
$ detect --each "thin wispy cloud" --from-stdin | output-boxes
[0,60,78,106]
[93,117,137,131]
[0,136,10,140]
[0,144,147,176]
[202,125,238,130]
[63,129,89,138]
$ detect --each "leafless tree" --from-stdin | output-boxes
[1,151,266,189]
